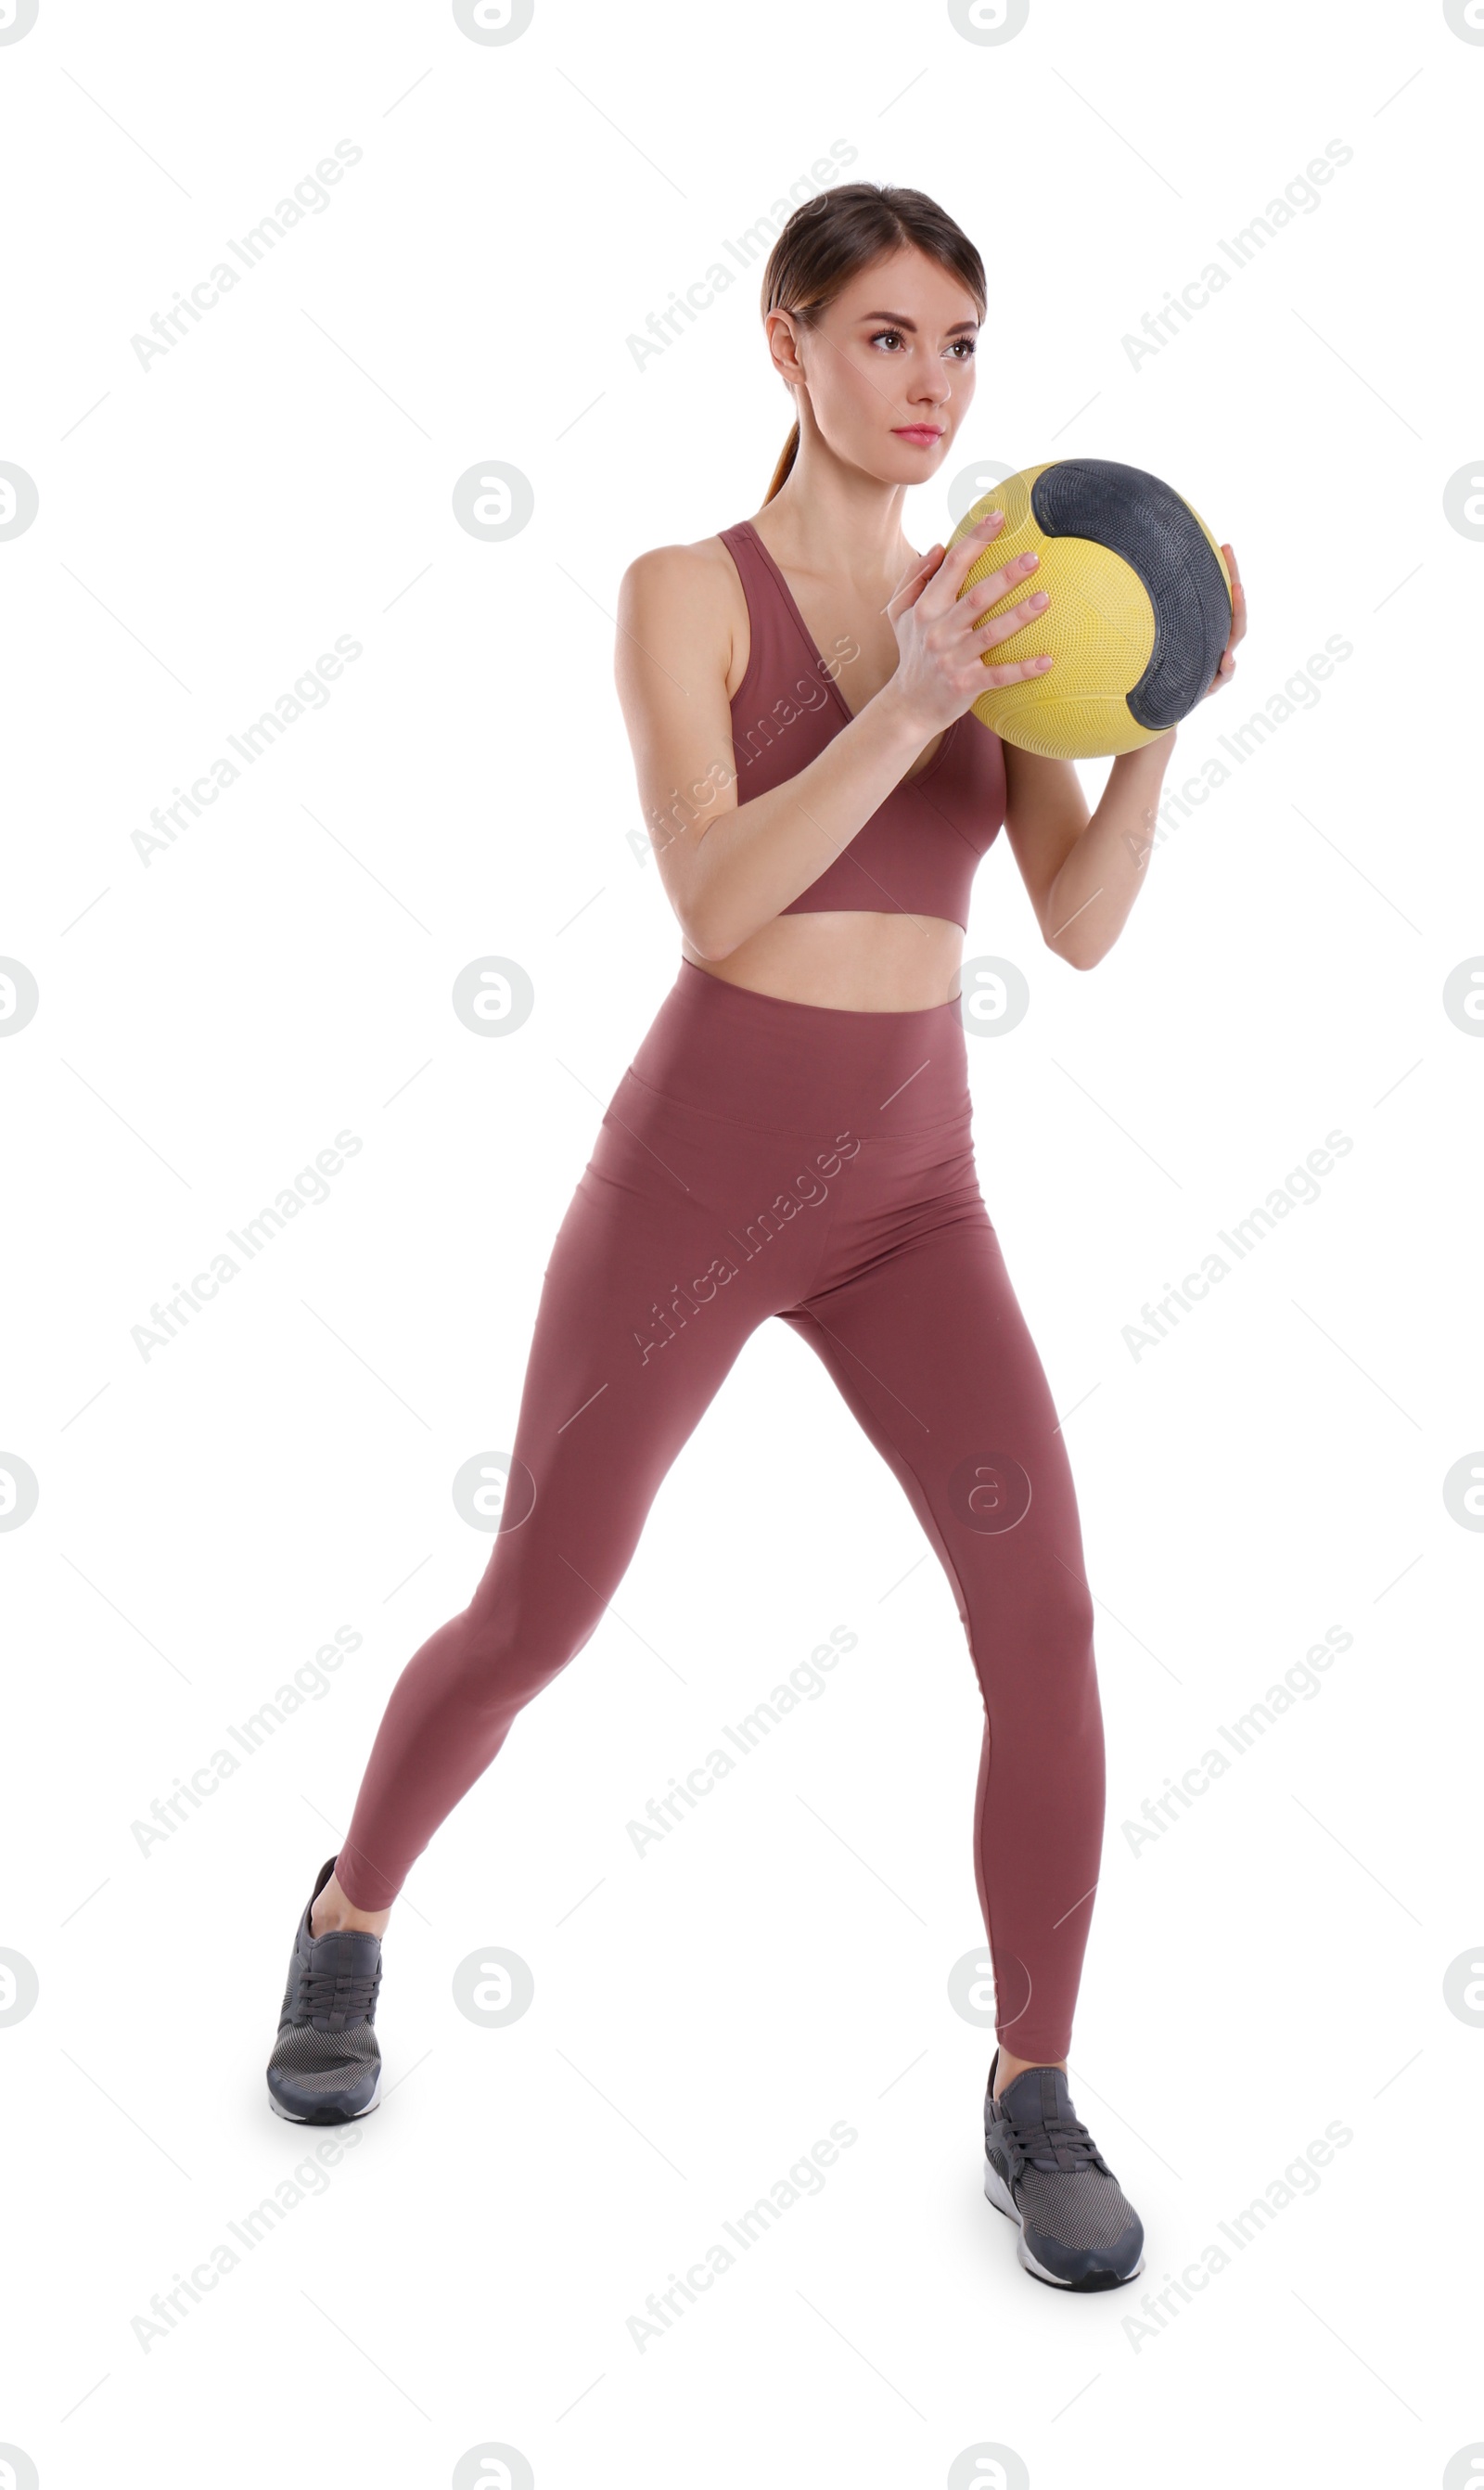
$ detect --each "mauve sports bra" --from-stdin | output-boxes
[718,519,1007,931]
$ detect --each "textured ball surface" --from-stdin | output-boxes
[951,458,1232,760]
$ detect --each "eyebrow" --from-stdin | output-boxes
[856,310,979,336]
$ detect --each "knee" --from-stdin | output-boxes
[446,1617,560,1721]
[966,1552,1096,1690]
[1031,1567,1098,1716]
[444,1585,593,1722]
[1043,1560,1095,1660]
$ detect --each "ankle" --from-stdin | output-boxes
[993,2049,1067,2099]
[310,1871,390,1942]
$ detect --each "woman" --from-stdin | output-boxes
[265,183,1243,2293]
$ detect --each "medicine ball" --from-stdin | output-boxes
[950,458,1232,760]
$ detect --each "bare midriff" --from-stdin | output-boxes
[680,910,964,1012]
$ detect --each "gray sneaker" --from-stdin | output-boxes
[983,2052,1145,2290]
[266,1855,383,2124]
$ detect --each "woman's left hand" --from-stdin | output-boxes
[1201,542,1246,697]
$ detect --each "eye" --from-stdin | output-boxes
[868,327,905,352]
[949,339,978,361]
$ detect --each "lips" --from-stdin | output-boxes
[893,427,943,443]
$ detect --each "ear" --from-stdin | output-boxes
[764,307,806,387]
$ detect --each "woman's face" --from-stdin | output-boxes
[771,243,981,482]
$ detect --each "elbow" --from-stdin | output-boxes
[679,872,756,963]
[1046,931,1104,973]
[669,845,743,960]
[679,902,741,964]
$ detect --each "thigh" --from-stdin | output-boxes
[779,1169,1097,1678]
[469,1074,838,1641]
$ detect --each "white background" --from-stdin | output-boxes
[2,0,1481,2482]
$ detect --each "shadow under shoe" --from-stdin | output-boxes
[983,2051,1145,2291]
[266,1855,383,2124]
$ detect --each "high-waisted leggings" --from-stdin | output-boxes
[338,957,1106,2061]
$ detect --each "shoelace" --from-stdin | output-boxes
[991,2097,1105,2176]
[297,1959,380,2027]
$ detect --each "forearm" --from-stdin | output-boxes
[1043,735,1174,970]
[671,687,931,959]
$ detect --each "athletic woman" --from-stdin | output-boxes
[265,184,1244,2293]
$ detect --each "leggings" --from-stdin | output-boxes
[338,956,1106,2061]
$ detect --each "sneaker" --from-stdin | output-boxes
[265,1855,383,2124]
[983,2052,1145,2291]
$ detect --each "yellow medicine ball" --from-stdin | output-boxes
[950,457,1233,761]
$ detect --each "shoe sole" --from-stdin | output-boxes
[269,2070,382,2125]
[983,2152,1145,2291]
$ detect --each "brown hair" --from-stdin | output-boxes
[759,184,986,504]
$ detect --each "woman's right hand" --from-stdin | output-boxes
[882,508,1053,737]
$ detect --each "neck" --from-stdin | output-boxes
[755,443,916,597]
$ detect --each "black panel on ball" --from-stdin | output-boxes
[1030,458,1231,730]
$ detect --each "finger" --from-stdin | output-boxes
[959,547,1043,618]
[917,507,1009,608]
[969,587,1051,652]
[979,651,1055,690]
[1217,546,1247,658]
[886,543,948,615]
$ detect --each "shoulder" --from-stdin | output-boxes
[615,531,748,686]
[618,531,744,620]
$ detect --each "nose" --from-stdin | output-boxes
[906,359,952,410]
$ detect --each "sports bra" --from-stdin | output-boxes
[717,519,1007,931]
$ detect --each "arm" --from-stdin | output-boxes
[1002,540,1247,972]
[612,514,1053,962]
[614,543,929,959]
[1001,737,1173,972]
